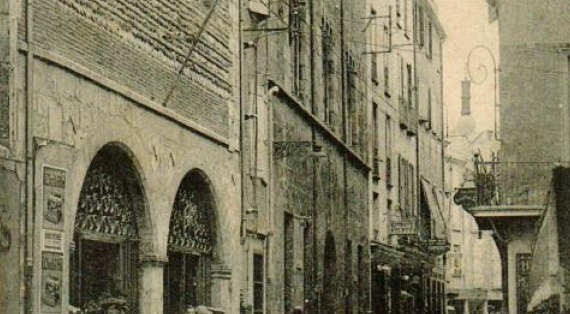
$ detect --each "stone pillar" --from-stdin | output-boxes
[482,299,489,314]
[464,299,470,314]
[139,255,167,314]
[211,263,232,313]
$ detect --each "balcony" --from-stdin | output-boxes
[472,159,555,207]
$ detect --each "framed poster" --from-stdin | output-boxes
[40,252,63,313]
[42,166,66,231]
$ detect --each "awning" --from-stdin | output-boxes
[420,178,446,238]
[527,277,563,313]
[371,241,405,267]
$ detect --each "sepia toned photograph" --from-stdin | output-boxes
[0,0,568,314]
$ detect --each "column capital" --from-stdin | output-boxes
[140,254,168,267]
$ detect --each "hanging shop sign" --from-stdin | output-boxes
[389,220,417,236]
[424,239,450,254]
[40,251,63,313]
[453,187,477,210]
[42,166,66,231]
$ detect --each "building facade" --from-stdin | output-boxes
[0,0,242,313]
[446,132,502,314]
[364,0,448,314]
[455,1,570,314]
[239,1,371,314]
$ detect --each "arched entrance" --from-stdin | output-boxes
[164,171,217,314]
[323,231,337,314]
[69,144,147,313]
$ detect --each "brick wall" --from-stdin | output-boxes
[22,0,234,137]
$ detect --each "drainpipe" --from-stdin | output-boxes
[25,0,35,312]
[309,0,318,313]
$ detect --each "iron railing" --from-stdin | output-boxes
[473,158,556,206]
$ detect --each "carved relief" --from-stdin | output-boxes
[75,163,139,239]
[168,178,213,254]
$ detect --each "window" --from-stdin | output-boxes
[407,64,413,109]
[418,6,425,47]
[427,20,433,58]
[357,245,365,313]
[427,89,432,129]
[253,254,265,314]
[408,164,415,215]
[385,115,392,186]
[165,173,216,314]
[322,22,334,125]
[383,23,391,97]
[396,0,401,19]
[346,53,357,146]
[70,148,144,313]
[451,245,462,277]
[373,193,380,237]
[289,0,304,94]
[517,254,532,314]
[371,8,378,85]
[403,0,408,35]
[345,240,353,314]
[284,214,294,314]
[373,102,379,166]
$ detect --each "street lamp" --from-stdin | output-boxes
[465,44,500,141]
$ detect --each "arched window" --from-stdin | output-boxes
[70,145,145,314]
[164,172,216,314]
[323,232,337,314]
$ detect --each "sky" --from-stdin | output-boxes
[433,0,499,138]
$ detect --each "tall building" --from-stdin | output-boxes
[0,0,242,313]
[239,1,371,314]
[365,0,448,313]
[455,1,570,314]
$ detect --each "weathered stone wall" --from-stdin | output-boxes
[26,58,242,314]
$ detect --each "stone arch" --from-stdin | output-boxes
[69,142,152,312]
[167,168,223,261]
[323,231,337,314]
[164,169,222,312]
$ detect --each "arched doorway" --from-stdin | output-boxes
[323,231,337,314]
[164,171,217,314]
[70,144,147,313]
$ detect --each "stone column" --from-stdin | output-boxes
[139,255,168,314]
[464,299,470,314]
[482,299,489,314]
[211,263,232,313]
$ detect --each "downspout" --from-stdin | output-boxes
[340,1,352,313]
[25,0,35,312]
[309,0,318,313]
[439,39,445,199]
[412,0,421,243]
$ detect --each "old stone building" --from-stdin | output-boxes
[239,1,371,314]
[0,0,241,314]
[364,0,448,313]
[454,1,570,314]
